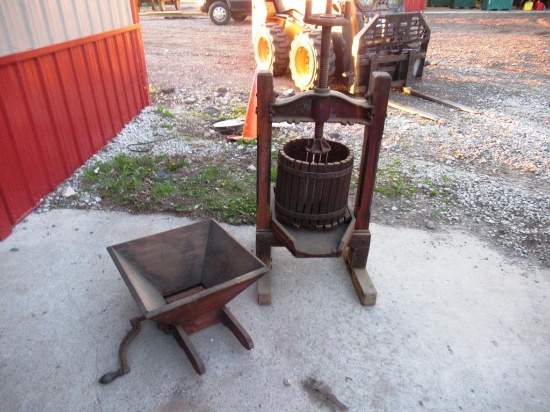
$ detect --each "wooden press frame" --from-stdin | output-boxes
[255,71,391,306]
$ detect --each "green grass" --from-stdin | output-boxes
[374,158,418,198]
[421,175,454,200]
[176,166,256,223]
[82,150,459,226]
[373,158,459,224]
[218,103,247,120]
[82,154,256,224]
[155,105,174,118]
[186,111,213,120]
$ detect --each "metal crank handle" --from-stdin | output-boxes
[99,369,124,384]
[99,316,144,384]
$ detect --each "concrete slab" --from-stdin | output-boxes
[1,210,548,411]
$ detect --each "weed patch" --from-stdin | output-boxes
[375,158,418,198]
[82,153,256,224]
[155,105,174,118]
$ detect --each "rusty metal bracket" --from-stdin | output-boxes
[271,89,374,125]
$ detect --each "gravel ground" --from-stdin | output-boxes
[40,10,550,268]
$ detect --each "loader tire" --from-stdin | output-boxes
[253,23,291,76]
[290,31,335,91]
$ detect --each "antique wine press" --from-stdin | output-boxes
[255,0,391,305]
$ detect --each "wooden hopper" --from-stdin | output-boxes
[100,219,268,382]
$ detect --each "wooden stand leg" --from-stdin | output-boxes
[173,325,206,375]
[349,73,391,306]
[345,231,377,306]
[221,306,254,350]
[257,273,272,305]
[256,234,272,305]
[255,71,275,305]
[348,265,377,306]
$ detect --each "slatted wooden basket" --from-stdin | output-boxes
[274,138,354,230]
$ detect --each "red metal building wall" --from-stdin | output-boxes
[0,21,150,239]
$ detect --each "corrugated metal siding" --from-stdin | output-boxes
[0,0,134,57]
[0,196,12,237]
[0,1,149,240]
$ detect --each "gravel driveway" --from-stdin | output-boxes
[43,10,550,268]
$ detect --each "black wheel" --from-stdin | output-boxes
[231,12,247,21]
[159,0,166,11]
[253,23,291,76]
[289,31,335,91]
[209,1,231,25]
[174,0,180,10]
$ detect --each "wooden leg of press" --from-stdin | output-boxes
[256,240,272,305]
[221,306,254,350]
[257,272,272,305]
[173,325,206,375]
[348,265,377,306]
[345,231,377,306]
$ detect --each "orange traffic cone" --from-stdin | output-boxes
[241,69,258,140]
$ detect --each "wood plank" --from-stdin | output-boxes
[347,230,371,268]
[403,87,480,114]
[271,208,354,257]
[148,270,265,325]
[355,72,391,230]
[318,160,334,229]
[164,285,205,303]
[348,267,377,306]
[107,220,209,298]
[326,160,342,228]
[257,271,272,305]
[256,71,273,230]
[303,159,317,229]
[173,325,206,375]
[286,154,299,227]
[311,157,327,227]
[178,309,222,335]
[279,154,294,226]
[388,100,441,122]
[296,155,310,227]
[221,306,254,350]
[256,232,273,305]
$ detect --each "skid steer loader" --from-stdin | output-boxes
[252,0,430,95]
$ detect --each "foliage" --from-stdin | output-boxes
[82,153,256,224]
